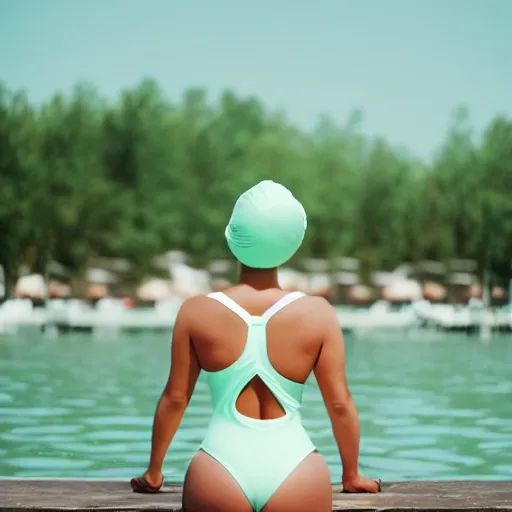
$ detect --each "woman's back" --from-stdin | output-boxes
[188,286,325,420]
[181,286,333,511]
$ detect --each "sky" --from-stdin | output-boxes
[1,0,511,160]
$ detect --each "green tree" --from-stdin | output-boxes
[1,79,512,296]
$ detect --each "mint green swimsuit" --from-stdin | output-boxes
[200,291,317,512]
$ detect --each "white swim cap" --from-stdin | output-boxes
[225,180,307,269]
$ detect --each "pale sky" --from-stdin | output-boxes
[1,0,511,160]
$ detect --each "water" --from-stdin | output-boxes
[1,331,511,482]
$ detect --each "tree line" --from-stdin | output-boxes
[1,78,511,296]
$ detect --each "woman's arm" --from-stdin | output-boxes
[136,298,201,487]
[313,300,380,493]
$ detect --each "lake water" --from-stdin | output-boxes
[0,331,511,482]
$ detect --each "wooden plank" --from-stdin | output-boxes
[0,479,511,511]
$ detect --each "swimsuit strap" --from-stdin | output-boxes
[208,292,252,325]
[208,291,306,326]
[261,291,306,322]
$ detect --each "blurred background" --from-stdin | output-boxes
[0,0,511,483]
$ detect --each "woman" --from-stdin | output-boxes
[131,180,381,511]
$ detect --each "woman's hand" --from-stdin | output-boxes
[342,474,381,493]
[130,469,164,493]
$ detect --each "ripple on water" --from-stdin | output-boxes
[173,430,205,443]
[108,453,151,464]
[0,392,13,403]
[378,397,440,413]
[57,441,148,454]
[60,398,96,407]
[494,464,512,476]
[372,416,418,427]
[476,417,512,428]
[394,448,483,466]
[84,416,152,427]
[84,430,149,442]
[0,407,70,417]
[353,384,419,397]
[478,440,512,452]
[364,435,440,448]
[185,407,213,416]
[476,382,512,394]
[181,416,209,428]
[5,457,93,469]
[360,455,455,477]
[410,406,486,419]
[85,467,153,479]
[1,416,39,425]
[2,381,29,391]
[115,397,133,408]
[167,447,199,459]
[1,434,79,446]
[303,418,329,430]
[359,443,388,456]
[8,425,84,436]
[384,425,490,437]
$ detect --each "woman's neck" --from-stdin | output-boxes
[238,265,280,290]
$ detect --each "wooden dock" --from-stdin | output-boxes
[0,479,511,511]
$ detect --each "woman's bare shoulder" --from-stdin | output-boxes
[174,295,215,321]
[298,295,340,326]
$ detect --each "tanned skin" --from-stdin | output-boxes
[132,265,380,504]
